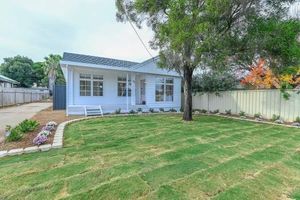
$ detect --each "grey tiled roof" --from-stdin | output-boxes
[62,52,139,68]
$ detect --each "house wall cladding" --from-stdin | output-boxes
[0,87,49,107]
[190,89,300,122]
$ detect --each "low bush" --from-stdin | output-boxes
[129,109,136,114]
[46,121,57,127]
[159,108,165,112]
[6,127,23,142]
[169,108,177,112]
[225,109,231,115]
[254,113,262,118]
[115,108,121,114]
[137,108,142,112]
[200,109,207,113]
[272,114,280,121]
[18,119,39,133]
[239,111,246,117]
[213,109,219,114]
[33,135,47,145]
[38,130,51,137]
[295,116,300,123]
[149,108,154,113]
[43,125,55,131]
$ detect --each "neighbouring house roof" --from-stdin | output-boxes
[62,52,139,68]
[0,74,19,84]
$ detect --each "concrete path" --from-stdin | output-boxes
[0,102,52,142]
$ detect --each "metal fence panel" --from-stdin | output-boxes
[0,87,49,108]
[53,85,66,110]
[188,89,300,122]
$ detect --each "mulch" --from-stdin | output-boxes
[0,107,80,151]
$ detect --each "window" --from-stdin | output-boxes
[92,75,103,96]
[155,77,174,102]
[80,74,103,96]
[166,78,174,101]
[155,78,164,101]
[118,77,131,96]
[80,74,91,96]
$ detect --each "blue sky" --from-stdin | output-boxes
[0,0,157,62]
[0,1,299,63]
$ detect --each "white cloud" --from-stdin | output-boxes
[0,0,157,62]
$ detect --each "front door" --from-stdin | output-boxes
[140,79,146,105]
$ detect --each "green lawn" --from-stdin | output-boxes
[1,115,300,199]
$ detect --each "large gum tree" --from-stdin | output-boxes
[115,0,296,121]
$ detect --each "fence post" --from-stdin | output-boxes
[23,91,25,104]
[279,90,282,118]
[31,92,33,102]
[1,90,3,107]
[15,91,17,105]
[207,93,210,111]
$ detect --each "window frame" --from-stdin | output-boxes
[79,73,103,97]
[155,77,174,102]
[117,76,131,97]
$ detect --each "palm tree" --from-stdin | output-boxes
[43,54,62,94]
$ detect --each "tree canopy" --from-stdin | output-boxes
[116,0,298,121]
[0,54,65,89]
[0,56,35,87]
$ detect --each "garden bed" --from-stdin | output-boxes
[0,107,80,151]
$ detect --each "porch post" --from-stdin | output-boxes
[126,73,129,112]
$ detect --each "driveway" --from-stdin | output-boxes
[0,102,52,142]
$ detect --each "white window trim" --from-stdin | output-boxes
[117,76,131,97]
[79,73,103,97]
[155,77,174,102]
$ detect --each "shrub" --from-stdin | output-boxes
[38,130,51,137]
[46,121,57,127]
[254,113,262,118]
[213,109,219,114]
[149,108,154,113]
[159,108,165,112]
[6,127,23,142]
[180,107,184,112]
[169,108,177,112]
[295,116,300,123]
[272,114,280,121]
[200,109,207,113]
[115,108,121,114]
[33,135,47,145]
[43,125,55,132]
[18,119,39,133]
[137,108,142,112]
[225,109,231,115]
[129,109,136,114]
[239,111,245,117]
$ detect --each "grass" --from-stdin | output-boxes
[1,114,300,199]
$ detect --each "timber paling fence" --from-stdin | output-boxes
[190,89,300,122]
[0,87,49,108]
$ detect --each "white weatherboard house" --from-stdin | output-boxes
[60,53,181,116]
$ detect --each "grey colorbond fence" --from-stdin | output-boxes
[53,85,66,110]
[188,89,300,122]
[0,87,49,108]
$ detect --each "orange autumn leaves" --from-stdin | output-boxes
[241,59,300,89]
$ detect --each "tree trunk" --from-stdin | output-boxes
[183,65,193,121]
[48,76,55,95]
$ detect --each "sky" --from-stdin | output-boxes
[0,1,299,63]
[0,0,157,63]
